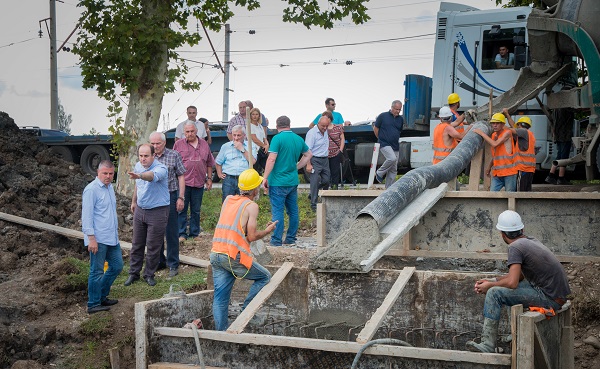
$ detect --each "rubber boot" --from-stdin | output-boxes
[466,318,499,353]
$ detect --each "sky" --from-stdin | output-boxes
[1,0,498,135]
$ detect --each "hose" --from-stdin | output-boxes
[350,338,413,369]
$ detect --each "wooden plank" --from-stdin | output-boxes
[383,249,600,263]
[316,202,326,248]
[533,325,551,369]
[517,314,535,369]
[226,262,294,334]
[484,144,492,191]
[511,304,523,369]
[108,347,120,369]
[559,305,574,369]
[356,267,415,344]
[0,211,210,268]
[155,327,511,366]
[149,363,226,369]
[444,191,600,200]
[508,197,516,211]
[468,148,484,191]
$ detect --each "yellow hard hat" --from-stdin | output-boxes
[238,169,263,191]
[517,116,532,127]
[448,93,460,105]
[490,113,506,124]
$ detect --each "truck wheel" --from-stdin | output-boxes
[80,145,111,176]
[50,146,74,163]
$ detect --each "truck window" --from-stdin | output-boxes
[481,26,526,70]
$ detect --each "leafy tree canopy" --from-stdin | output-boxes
[73,0,370,103]
[493,0,547,8]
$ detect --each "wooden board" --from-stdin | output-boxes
[0,211,210,268]
[356,267,415,344]
[510,304,523,369]
[154,327,511,366]
[149,363,226,369]
[226,262,294,334]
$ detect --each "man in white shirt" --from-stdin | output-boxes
[174,106,211,144]
[495,46,515,69]
[305,112,331,211]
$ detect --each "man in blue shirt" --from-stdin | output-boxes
[309,98,345,128]
[262,116,312,246]
[125,144,170,287]
[215,125,256,202]
[82,160,123,314]
[374,100,404,189]
[305,112,331,211]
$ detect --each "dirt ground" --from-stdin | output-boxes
[0,111,599,368]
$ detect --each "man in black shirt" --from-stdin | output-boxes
[466,210,571,353]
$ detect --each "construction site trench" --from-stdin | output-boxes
[0,111,600,368]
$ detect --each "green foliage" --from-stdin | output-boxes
[66,257,91,288]
[79,314,113,337]
[107,101,136,157]
[493,0,544,8]
[58,99,72,134]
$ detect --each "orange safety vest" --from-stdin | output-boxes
[211,196,254,269]
[451,108,465,133]
[491,129,518,177]
[432,123,458,164]
[515,129,536,173]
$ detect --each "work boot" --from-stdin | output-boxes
[466,318,499,353]
[545,175,557,185]
[124,275,139,286]
[557,177,571,185]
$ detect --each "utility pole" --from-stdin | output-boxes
[50,0,59,130]
[222,23,231,123]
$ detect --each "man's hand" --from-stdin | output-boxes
[306,164,313,173]
[130,202,136,214]
[88,238,98,255]
[262,178,269,195]
[233,141,244,151]
[176,198,184,212]
[265,220,278,233]
[474,279,494,294]
[128,171,141,180]
[205,179,213,191]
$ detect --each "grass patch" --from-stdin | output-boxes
[79,314,113,336]
[200,188,315,233]
[66,257,92,288]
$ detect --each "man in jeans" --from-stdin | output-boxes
[373,100,404,189]
[150,131,186,278]
[466,210,570,352]
[82,160,123,314]
[262,116,312,246]
[210,169,277,331]
[215,125,256,202]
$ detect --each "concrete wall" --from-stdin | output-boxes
[320,190,600,258]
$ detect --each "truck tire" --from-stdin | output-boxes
[50,145,75,163]
[80,145,111,176]
[397,142,411,168]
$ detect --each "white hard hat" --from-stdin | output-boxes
[439,106,453,119]
[496,210,524,232]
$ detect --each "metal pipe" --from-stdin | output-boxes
[359,122,489,228]
[554,152,584,167]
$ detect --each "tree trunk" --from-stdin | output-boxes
[114,0,170,198]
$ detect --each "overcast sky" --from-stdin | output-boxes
[1,0,498,135]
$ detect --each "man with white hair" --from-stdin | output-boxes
[215,125,256,202]
[149,131,186,278]
[466,210,570,353]
[173,122,215,241]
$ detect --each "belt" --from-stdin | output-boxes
[313,156,328,159]
[554,297,566,306]
[226,174,240,179]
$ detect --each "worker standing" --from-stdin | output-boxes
[447,93,466,129]
[466,210,570,352]
[473,113,518,192]
[432,106,470,164]
[373,100,404,189]
[503,109,536,192]
[210,169,278,331]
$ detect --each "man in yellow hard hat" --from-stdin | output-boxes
[447,93,466,126]
[473,112,518,191]
[210,168,278,331]
[502,109,536,191]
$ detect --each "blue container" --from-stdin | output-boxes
[403,74,432,132]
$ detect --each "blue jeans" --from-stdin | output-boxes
[491,174,517,192]
[268,185,299,246]
[483,280,562,321]
[88,243,124,308]
[221,174,240,203]
[210,252,271,331]
[160,191,180,269]
[178,186,204,238]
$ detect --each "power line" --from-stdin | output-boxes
[0,38,37,49]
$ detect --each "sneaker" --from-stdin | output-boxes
[557,177,571,185]
[87,305,110,314]
[375,173,384,183]
[283,242,296,247]
[545,175,557,185]
[269,242,282,247]
[168,268,178,278]
[101,298,119,306]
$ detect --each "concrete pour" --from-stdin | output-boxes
[310,216,380,271]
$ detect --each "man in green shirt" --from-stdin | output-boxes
[262,116,312,246]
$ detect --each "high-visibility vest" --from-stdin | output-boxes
[491,129,518,177]
[515,130,536,173]
[450,108,465,133]
[211,196,254,269]
[432,123,458,164]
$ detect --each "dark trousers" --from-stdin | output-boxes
[130,205,169,279]
[518,171,534,192]
[159,191,180,269]
[309,156,330,210]
[328,153,343,188]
